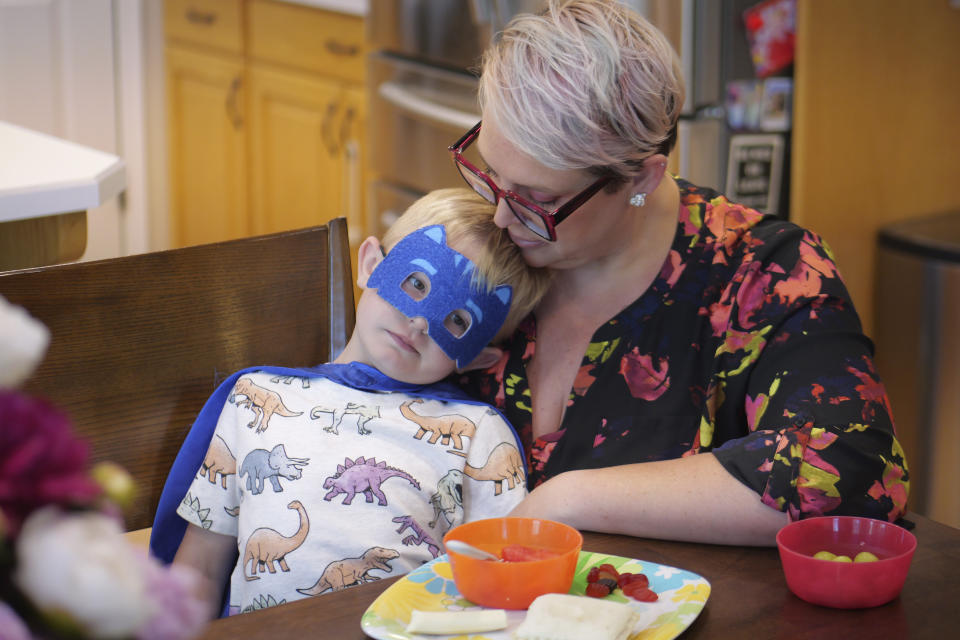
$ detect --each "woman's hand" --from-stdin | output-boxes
[510,453,788,546]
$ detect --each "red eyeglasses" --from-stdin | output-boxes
[448,121,611,241]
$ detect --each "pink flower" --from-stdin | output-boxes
[660,249,685,288]
[14,507,154,638]
[136,555,209,640]
[619,349,670,401]
[0,601,32,640]
[0,391,102,536]
[774,232,840,305]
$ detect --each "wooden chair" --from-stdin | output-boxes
[0,219,355,534]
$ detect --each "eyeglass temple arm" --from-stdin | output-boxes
[449,121,482,151]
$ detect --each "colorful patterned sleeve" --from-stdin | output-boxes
[711,226,910,522]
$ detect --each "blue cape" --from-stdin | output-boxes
[149,361,523,564]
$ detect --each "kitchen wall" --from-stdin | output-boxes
[144,1,170,253]
[0,0,127,261]
[0,0,172,261]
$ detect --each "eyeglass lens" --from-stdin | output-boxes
[455,161,552,239]
[456,162,496,205]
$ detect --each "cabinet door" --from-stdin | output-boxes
[247,64,345,236]
[166,46,247,247]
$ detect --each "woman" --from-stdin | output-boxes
[452,0,908,545]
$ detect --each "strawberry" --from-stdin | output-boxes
[617,572,649,589]
[499,544,560,562]
[623,583,659,602]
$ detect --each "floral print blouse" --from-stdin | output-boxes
[458,178,909,523]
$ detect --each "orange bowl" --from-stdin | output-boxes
[443,517,583,609]
[776,516,916,609]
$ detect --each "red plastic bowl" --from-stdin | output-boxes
[443,517,582,610]
[776,516,916,609]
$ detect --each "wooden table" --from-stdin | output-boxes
[197,513,959,639]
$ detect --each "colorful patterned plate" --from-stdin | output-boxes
[360,550,710,640]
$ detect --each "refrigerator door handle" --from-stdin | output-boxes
[378,81,479,132]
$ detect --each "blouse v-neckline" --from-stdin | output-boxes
[520,201,694,443]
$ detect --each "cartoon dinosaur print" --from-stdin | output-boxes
[400,399,476,450]
[392,515,441,558]
[229,377,302,433]
[310,402,379,435]
[200,435,236,489]
[296,547,400,596]
[242,500,309,581]
[242,594,286,614]
[180,492,213,530]
[429,469,464,528]
[463,443,525,496]
[239,444,309,494]
[270,374,309,388]
[322,456,420,506]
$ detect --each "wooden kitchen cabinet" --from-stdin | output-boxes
[791,0,960,337]
[247,65,344,237]
[791,0,960,529]
[165,46,248,246]
[164,0,366,253]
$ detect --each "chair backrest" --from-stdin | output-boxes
[0,219,355,531]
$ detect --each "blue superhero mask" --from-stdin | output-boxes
[367,225,512,367]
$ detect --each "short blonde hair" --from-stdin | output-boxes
[382,188,551,343]
[479,0,685,181]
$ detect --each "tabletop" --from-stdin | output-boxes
[197,512,960,639]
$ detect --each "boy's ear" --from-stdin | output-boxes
[356,236,384,288]
[456,346,505,373]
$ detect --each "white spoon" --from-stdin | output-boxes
[445,539,502,562]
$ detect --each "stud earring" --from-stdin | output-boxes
[629,192,647,207]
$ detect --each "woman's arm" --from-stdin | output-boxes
[508,453,787,546]
[173,523,237,620]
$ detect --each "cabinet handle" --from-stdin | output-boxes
[324,39,359,57]
[225,76,243,130]
[338,106,356,149]
[321,101,339,155]
[185,9,217,26]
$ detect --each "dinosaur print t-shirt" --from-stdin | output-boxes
[177,371,526,615]
[457,178,909,524]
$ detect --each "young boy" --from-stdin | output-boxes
[150,188,550,618]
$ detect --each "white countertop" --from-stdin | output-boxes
[281,0,368,16]
[0,121,126,222]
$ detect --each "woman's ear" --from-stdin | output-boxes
[356,236,384,289]
[631,153,669,195]
[456,346,505,373]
